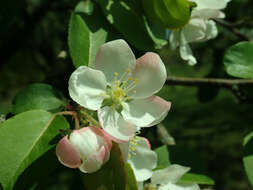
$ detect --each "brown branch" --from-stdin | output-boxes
[166,76,253,88]
[215,19,250,41]
[166,76,253,103]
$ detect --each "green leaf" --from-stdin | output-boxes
[180,173,215,185]
[126,163,138,190]
[97,0,155,51]
[224,42,253,79]
[0,110,69,190]
[75,0,94,16]
[144,17,168,49]
[12,83,64,114]
[142,0,196,29]
[81,143,126,190]
[154,145,171,169]
[243,131,253,186]
[68,5,108,68]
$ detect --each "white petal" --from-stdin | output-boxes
[79,147,105,173]
[138,182,144,190]
[169,30,181,50]
[129,53,167,99]
[151,165,190,185]
[203,20,218,41]
[94,39,136,84]
[192,9,225,19]
[69,128,101,157]
[128,137,157,182]
[119,141,130,162]
[122,96,171,127]
[69,66,107,110]
[182,18,206,43]
[179,33,197,66]
[159,183,200,190]
[98,106,137,142]
[192,0,230,10]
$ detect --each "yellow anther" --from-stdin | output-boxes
[126,69,131,73]
[133,90,136,94]
[114,72,118,77]
[134,78,139,84]
[130,146,136,151]
[128,77,133,81]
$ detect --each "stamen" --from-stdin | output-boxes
[119,68,131,82]
[128,136,140,159]
[113,72,119,84]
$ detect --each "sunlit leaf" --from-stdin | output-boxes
[180,173,215,185]
[12,83,64,114]
[126,163,138,190]
[68,4,108,68]
[154,145,171,169]
[0,110,69,190]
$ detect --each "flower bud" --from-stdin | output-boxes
[56,127,112,173]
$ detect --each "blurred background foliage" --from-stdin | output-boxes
[1,0,253,189]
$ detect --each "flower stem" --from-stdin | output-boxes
[46,111,80,130]
[79,109,100,127]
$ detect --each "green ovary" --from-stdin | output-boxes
[112,87,126,103]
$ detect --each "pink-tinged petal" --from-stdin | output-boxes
[122,96,171,127]
[128,137,157,181]
[142,137,151,149]
[95,146,107,164]
[88,127,112,162]
[129,52,167,99]
[98,106,137,143]
[56,136,81,168]
[99,128,113,150]
[94,39,136,84]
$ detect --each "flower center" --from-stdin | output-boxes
[112,87,126,101]
[104,69,139,108]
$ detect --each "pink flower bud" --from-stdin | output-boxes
[56,127,112,173]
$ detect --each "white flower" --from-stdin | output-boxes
[56,127,112,173]
[150,164,200,190]
[69,39,171,142]
[170,0,231,65]
[119,136,157,186]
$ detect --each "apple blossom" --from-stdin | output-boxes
[69,39,171,142]
[150,164,200,190]
[56,127,112,173]
[170,0,231,65]
[119,136,157,187]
